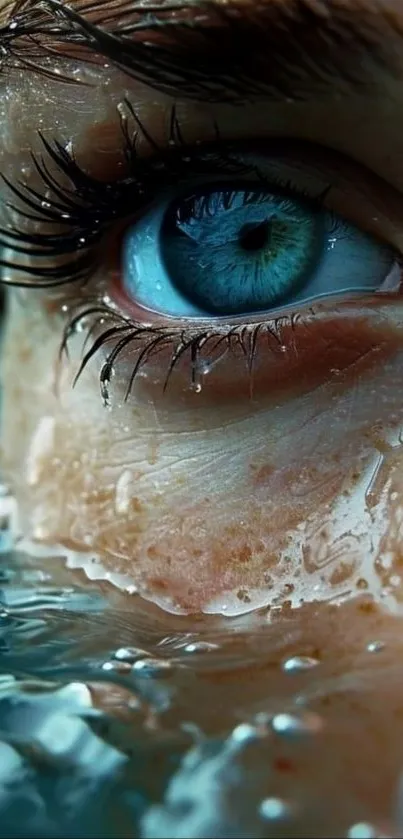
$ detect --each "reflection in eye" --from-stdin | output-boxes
[123,181,396,318]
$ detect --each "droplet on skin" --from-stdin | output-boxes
[282,655,320,673]
[114,468,134,515]
[26,416,55,487]
[113,646,149,663]
[55,681,93,707]
[230,722,263,745]
[259,797,290,821]
[131,657,174,676]
[366,640,385,653]
[271,711,323,735]
[190,382,202,393]
[184,641,220,654]
[101,660,132,674]
[64,139,73,156]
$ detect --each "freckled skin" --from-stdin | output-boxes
[3,287,403,614]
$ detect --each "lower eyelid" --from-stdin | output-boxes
[63,296,403,415]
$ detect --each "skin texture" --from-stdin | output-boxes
[3,0,403,832]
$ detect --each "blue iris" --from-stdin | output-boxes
[161,189,323,315]
[123,182,395,318]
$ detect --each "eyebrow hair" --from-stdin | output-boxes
[0,0,402,103]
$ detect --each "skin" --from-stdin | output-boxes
[3,0,403,833]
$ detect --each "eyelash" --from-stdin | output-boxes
[61,303,300,405]
[0,102,255,286]
[0,100,328,402]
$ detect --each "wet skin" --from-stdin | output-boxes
[3,0,403,833]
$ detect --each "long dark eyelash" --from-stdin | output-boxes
[0,102,253,287]
[0,101,331,288]
[0,102,319,401]
[61,302,293,405]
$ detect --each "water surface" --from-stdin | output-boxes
[1,489,403,838]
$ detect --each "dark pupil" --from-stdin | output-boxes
[239,220,271,252]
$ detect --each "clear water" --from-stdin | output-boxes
[1,488,403,838]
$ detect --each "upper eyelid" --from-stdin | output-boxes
[22,119,403,238]
[2,107,403,291]
[54,103,403,247]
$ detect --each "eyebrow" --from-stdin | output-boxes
[1,0,402,102]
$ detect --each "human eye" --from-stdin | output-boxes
[2,115,402,414]
[122,163,396,320]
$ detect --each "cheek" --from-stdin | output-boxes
[3,299,403,616]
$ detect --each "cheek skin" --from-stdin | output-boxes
[3,291,403,615]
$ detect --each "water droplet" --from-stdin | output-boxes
[282,655,319,673]
[271,711,323,736]
[114,469,133,515]
[259,797,290,820]
[184,641,219,654]
[366,640,385,654]
[113,646,148,663]
[101,660,132,674]
[190,382,202,393]
[55,681,92,707]
[230,723,261,744]
[347,822,378,838]
[132,657,174,676]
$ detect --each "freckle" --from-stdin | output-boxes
[359,600,376,614]
[238,544,252,563]
[251,464,275,487]
[274,757,295,774]
[148,576,168,592]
